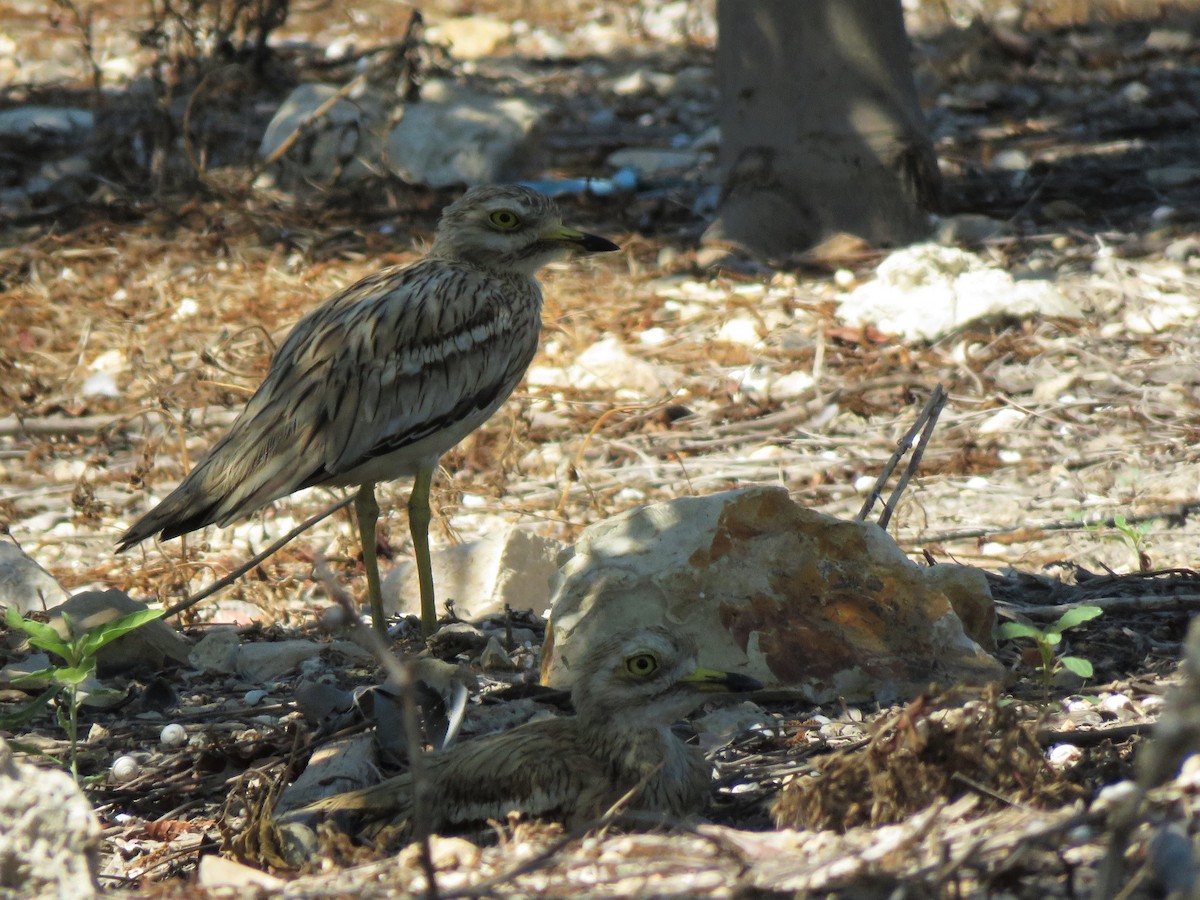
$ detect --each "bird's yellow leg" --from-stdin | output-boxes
[408,462,437,636]
[354,483,387,635]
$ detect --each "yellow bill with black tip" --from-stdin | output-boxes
[678,667,762,693]
[541,224,620,253]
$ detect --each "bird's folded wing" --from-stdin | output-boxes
[312,264,542,475]
[122,260,542,541]
[298,718,615,830]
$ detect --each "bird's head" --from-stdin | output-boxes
[569,625,761,726]
[429,185,619,277]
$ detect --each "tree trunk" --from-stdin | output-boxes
[705,0,940,261]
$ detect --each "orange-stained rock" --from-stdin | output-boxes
[542,486,1002,703]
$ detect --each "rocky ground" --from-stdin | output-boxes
[3,0,1200,896]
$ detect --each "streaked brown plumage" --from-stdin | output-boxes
[117,186,619,633]
[293,626,761,832]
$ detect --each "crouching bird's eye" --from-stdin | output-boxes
[625,653,659,677]
[489,209,521,229]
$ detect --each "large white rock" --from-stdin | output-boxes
[258,83,388,187]
[237,640,323,683]
[0,106,93,149]
[0,542,68,614]
[562,336,676,399]
[837,243,1081,341]
[383,525,565,620]
[47,590,191,670]
[542,487,1001,703]
[427,16,514,59]
[0,736,100,898]
[386,80,545,188]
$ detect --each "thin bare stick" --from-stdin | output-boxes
[877,385,947,530]
[314,559,439,900]
[160,495,354,620]
[255,73,367,171]
[1003,594,1200,621]
[856,384,946,526]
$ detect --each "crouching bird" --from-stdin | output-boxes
[117,186,619,635]
[293,626,761,832]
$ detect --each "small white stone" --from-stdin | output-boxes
[244,689,268,706]
[159,724,187,748]
[997,449,1022,463]
[111,755,139,782]
[978,408,1026,435]
[1100,694,1132,713]
[174,298,199,319]
[733,366,772,395]
[317,605,349,631]
[637,327,669,346]
[1121,81,1151,104]
[1091,779,1141,814]
[81,371,119,398]
[747,445,786,462]
[90,349,126,374]
[833,269,856,289]
[1177,754,1200,790]
[770,370,815,400]
[1047,743,1082,768]
[853,474,877,494]
[717,317,761,346]
[965,476,990,490]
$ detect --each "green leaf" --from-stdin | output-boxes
[6,607,72,662]
[75,608,165,660]
[10,667,60,685]
[1059,656,1094,678]
[1056,606,1103,632]
[51,659,97,686]
[0,685,60,729]
[996,622,1043,641]
[1042,631,1062,647]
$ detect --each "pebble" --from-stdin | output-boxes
[1047,743,1082,768]
[1091,779,1141,815]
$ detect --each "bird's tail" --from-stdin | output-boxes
[297,773,415,820]
[115,455,228,552]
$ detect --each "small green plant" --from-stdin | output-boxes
[2,606,164,780]
[996,605,1103,693]
[1073,511,1153,572]
[1109,514,1152,572]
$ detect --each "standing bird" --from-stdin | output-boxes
[291,626,761,832]
[118,186,619,634]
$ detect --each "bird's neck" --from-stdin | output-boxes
[577,717,684,777]
[578,717,708,817]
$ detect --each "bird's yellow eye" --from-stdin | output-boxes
[488,209,521,230]
[625,653,659,677]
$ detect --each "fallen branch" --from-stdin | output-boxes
[857,384,947,528]
[919,501,1200,545]
[160,495,354,620]
[0,407,237,438]
[998,593,1200,621]
[314,560,441,900]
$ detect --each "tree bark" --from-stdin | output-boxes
[705,0,940,261]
